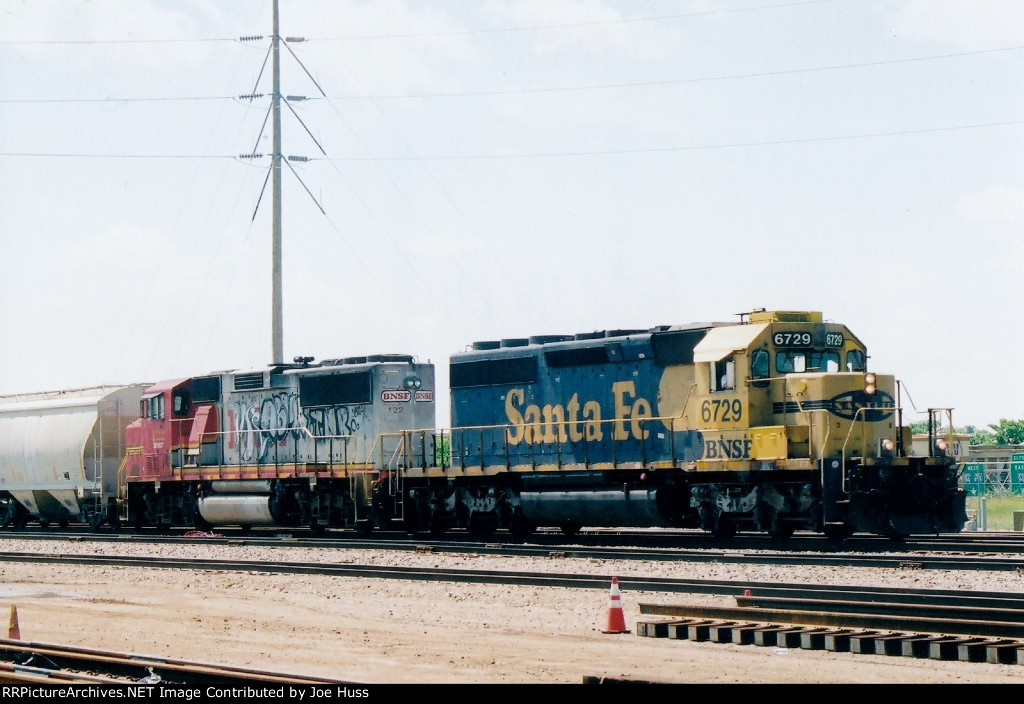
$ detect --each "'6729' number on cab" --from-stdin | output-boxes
[702,398,743,423]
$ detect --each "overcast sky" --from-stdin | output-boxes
[1,0,1021,429]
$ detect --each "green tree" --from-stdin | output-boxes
[969,429,997,445]
[909,420,977,437]
[984,419,1024,445]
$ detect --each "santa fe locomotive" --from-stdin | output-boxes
[0,309,967,540]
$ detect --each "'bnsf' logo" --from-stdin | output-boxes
[827,390,895,421]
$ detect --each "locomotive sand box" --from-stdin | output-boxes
[0,309,967,539]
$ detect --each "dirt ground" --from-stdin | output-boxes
[2,542,1024,685]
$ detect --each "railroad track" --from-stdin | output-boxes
[4,525,1024,556]
[6,547,1024,673]
[4,549,1024,621]
[0,637,362,686]
[2,531,1024,572]
[632,578,1024,666]
[634,608,1024,666]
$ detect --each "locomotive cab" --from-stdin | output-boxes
[686,310,965,537]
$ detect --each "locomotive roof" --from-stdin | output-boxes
[217,354,419,378]
[457,321,730,358]
[693,323,770,362]
[141,378,189,398]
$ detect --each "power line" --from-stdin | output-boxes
[334,45,1024,100]
[318,119,1024,160]
[4,42,1020,105]
[0,37,236,45]
[3,118,1021,162]
[0,96,236,104]
[0,0,839,46]
[309,0,843,40]
[0,152,237,159]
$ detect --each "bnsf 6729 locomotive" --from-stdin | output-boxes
[399,309,966,540]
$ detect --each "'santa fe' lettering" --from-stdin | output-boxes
[504,381,652,445]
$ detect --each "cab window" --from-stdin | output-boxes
[776,351,806,373]
[173,391,189,416]
[808,352,840,372]
[713,357,735,391]
[751,349,769,379]
[846,350,866,372]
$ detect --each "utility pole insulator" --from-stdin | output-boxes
[287,156,310,162]
[285,96,308,102]
[285,37,306,42]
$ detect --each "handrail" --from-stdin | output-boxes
[147,419,362,476]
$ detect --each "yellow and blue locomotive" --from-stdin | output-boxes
[400,309,967,539]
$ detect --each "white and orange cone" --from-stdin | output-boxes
[8,605,20,640]
[602,577,630,634]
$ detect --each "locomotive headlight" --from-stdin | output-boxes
[935,438,949,452]
[864,372,877,395]
[881,438,895,452]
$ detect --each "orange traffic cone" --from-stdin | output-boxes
[602,577,630,634]
[8,605,20,640]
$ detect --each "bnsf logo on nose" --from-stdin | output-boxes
[382,390,412,402]
[827,390,895,421]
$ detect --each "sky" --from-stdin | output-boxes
[0,0,1021,430]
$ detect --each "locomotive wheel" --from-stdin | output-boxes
[309,522,327,537]
[468,513,497,538]
[58,518,69,529]
[194,511,214,533]
[769,524,795,540]
[508,510,536,541]
[428,514,447,537]
[712,518,736,539]
[823,524,855,542]
[560,521,581,538]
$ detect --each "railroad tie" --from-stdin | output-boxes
[752,625,805,648]
[818,629,862,652]
[986,641,1024,665]
[667,619,707,640]
[688,620,737,642]
[931,637,991,661]
[635,619,687,638]
[849,631,890,654]
[730,624,768,645]
[960,639,1018,663]
[872,632,917,656]
[902,634,960,659]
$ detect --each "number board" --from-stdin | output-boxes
[772,331,844,347]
